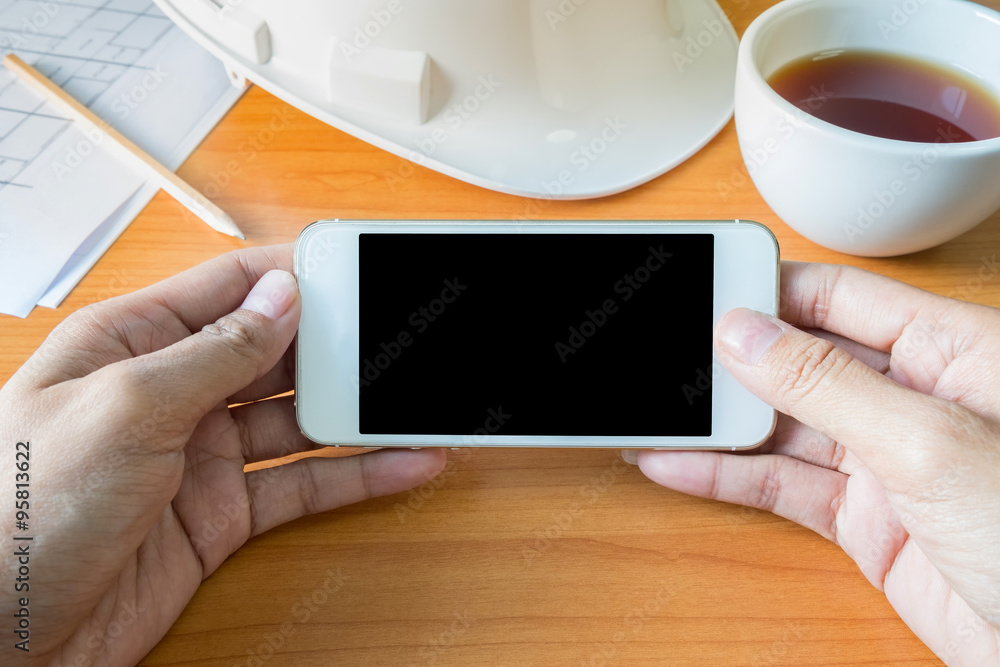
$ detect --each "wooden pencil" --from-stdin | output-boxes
[2,54,246,240]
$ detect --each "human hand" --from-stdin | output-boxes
[627,262,1000,665]
[0,244,447,666]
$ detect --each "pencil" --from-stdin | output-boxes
[2,54,246,240]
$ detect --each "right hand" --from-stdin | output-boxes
[630,262,1000,665]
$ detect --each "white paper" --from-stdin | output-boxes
[35,184,153,309]
[0,103,145,317]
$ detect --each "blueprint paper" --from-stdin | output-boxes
[0,0,245,317]
[37,51,246,309]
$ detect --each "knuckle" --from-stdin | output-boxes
[812,264,847,327]
[202,315,264,363]
[772,336,851,410]
[707,456,724,501]
[781,263,846,326]
[61,302,97,328]
[357,454,376,501]
[826,440,847,470]
[748,457,783,512]
[235,415,256,458]
[247,486,262,537]
[59,302,109,340]
[826,489,846,544]
[296,463,325,515]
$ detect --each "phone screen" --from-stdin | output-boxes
[358,233,714,437]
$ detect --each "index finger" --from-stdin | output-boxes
[779,262,965,353]
[16,245,294,389]
[125,243,294,334]
[714,307,982,492]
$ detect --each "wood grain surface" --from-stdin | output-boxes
[3,1,1000,664]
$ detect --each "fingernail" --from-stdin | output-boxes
[241,270,298,319]
[717,308,783,366]
[621,450,638,465]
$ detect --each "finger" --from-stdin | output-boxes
[715,307,978,491]
[635,450,847,542]
[230,394,322,463]
[245,448,448,536]
[833,465,907,590]
[16,246,295,390]
[122,244,294,334]
[229,342,296,405]
[10,302,195,391]
[748,414,841,466]
[623,416,845,470]
[783,264,1000,400]
[747,282,915,460]
[779,262,961,352]
[107,270,301,440]
[760,416,869,475]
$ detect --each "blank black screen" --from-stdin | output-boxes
[358,234,713,436]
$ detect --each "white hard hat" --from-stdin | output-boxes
[154,0,738,199]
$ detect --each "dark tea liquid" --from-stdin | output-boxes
[767,50,1000,142]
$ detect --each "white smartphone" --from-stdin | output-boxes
[294,220,779,449]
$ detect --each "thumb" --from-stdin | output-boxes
[714,308,967,491]
[114,269,300,436]
[11,271,300,649]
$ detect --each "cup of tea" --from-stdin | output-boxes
[735,0,1000,256]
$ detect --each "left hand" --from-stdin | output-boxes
[0,244,446,666]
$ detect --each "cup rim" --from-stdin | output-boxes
[738,0,1000,153]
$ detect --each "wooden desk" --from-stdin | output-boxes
[4,1,999,664]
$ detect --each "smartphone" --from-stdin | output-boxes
[294,220,779,449]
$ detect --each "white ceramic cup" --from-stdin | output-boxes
[735,0,1000,257]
